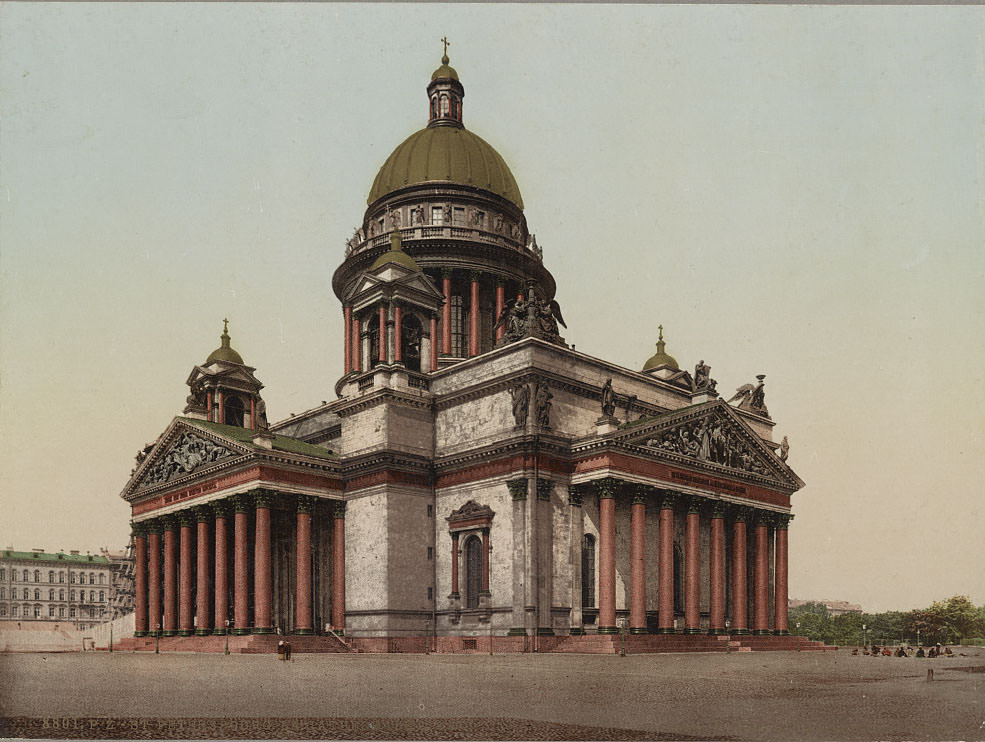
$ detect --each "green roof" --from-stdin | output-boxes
[182,418,336,461]
[0,550,109,564]
[371,230,421,272]
[368,125,523,209]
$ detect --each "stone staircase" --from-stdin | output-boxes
[114,632,353,654]
[550,633,835,654]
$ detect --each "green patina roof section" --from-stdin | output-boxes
[368,126,523,209]
[1,551,109,564]
[182,418,336,460]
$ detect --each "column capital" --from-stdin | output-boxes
[441,267,454,279]
[710,501,727,519]
[212,500,228,519]
[659,490,677,510]
[194,505,212,523]
[494,276,505,287]
[732,506,750,523]
[774,513,793,530]
[253,489,274,509]
[468,270,483,283]
[595,477,620,500]
[160,515,178,531]
[507,478,528,501]
[752,509,772,527]
[686,496,702,515]
[232,494,250,514]
[144,519,162,535]
[332,500,347,519]
[567,485,583,507]
[130,521,146,538]
[631,484,649,506]
[536,478,554,502]
[297,495,315,514]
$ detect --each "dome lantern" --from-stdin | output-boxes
[643,324,679,372]
[428,39,464,128]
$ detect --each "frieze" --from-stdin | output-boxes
[142,432,235,487]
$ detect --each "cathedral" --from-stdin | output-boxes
[119,51,807,653]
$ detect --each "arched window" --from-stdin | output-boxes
[49,605,55,617]
[0,606,5,616]
[49,589,54,601]
[70,572,75,584]
[59,571,64,583]
[99,591,105,603]
[0,587,5,599]
[439,94,450,117]
[450,296,465,357]
[23,569,29,581]
[80,591,85,603]
[464,535,482,609]
[581,534,596,608]
[401,314,423,373]
[90,591,95,602]
[34,570,40,582]
[33,604,40,618]
[12,605,18,617]
[70,591,76,601]
[368,317,382,367]
[430,96,438,120]
[48,570,54,582]
[223,396,245,428]
[69,607,75,618]
[59,590,64,601]
[34,589,40,600]
[99,573,105,585]
[0,568,5,580]
[59,606,65,618]
[22,588,29,600]
[89,573,95,585]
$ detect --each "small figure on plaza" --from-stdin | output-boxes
[535,381,552,428]
[510,383,530,428]
[600,378,616,419]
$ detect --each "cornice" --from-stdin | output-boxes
[330,386,433,418]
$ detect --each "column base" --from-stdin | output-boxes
[707,628,728,635]
[506,628,528,636]
[682,628,702,635]
[597,626,620,635]
[163,630,177,637]
[753,629,772,636]
[629,627,649,635]
[133,631,148,638]
[730,628,750,635]
[536,627,555,637]
[178,630,193,637]
[293,628,314,635]
[252,627,274,635]
[655,627,677,634]
[230,627,251,636]
[774,629,790,635]
[569,627,585,636]
[194,629,211,636]
[213,628,227,636]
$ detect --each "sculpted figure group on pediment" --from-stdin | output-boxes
[644,415,772,476]
[143,432,234,487]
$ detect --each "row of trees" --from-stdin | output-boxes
[788,595,985,647]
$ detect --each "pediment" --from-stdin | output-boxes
[617,401,802,489]
[123,419,252,497]
[186,364,262,389]
[343,269,445,310]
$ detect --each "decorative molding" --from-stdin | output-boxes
[447,500,495,532]
[632,485,649,506]
[194,505,211,523]
[659,490,677,510]
[506,478,528,501]
[253,489,274,509]
[536,478,554,502]
[212,500,228,519]
[332,501,347,519]
[232,495,249,514]
[595,478,619,500]
[141,432,235,487]
[296,495,315,514]
[567,485,583,507]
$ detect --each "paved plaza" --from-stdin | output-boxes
[1,649,983,740]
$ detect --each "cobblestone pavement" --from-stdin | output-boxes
[1,649,983,740]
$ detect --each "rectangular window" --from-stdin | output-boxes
[49,605,55,617]
[11,606,17,617]
[427,504,434,517]
[427,587,433,601]
[431,206,443,225]
[59,607,65,618]
[426,547,433,561]
[463,639,478,650]
[69,607,75,618]
[34,606,40,617]
[450,296,465,357]
[453,207,465,226]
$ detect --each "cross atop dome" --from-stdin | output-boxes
[441,35,450,63]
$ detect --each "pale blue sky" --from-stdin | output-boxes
[1,4,982,612]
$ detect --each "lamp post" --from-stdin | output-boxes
[109,624,113,653]
[154,624,160,654]
[862,624,867,651]
[224,619,230,656]
[725,619,731,653]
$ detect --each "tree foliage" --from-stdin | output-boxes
[788,595,985,646]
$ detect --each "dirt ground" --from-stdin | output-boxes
[1,648,983,740]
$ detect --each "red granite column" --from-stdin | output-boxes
[708,504,726,634]
[393,303,403,364]
[480,528,491,595]
[206,389,214,422]
[774,515,791,635]
[147,522,162,636]
[195,507,211,635]
[294,496,314,634]
[162,517,177,636]
[468,272,480,357]
[597,479,618,635]
[684,499,701,634]
[331,502,346,633]
[178,513,194,636]
[351,318,361,372]
[495,280,505,342]
[629,487,648,634]
[250,397,256,431]
[133,524,148,636]
[343,305,352,373]
[731,509,749,634]
[449,532,460,598]
[441,270,452,355]
[218,390,225,424]
[657,493,676,633]
[753,512,770,634]
[232,497,250,634]
[253,490,273,634]
[429,315,439,371]
[213,501,229,634]
[378,305,387,365]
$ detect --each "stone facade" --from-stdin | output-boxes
[118,53,803,651]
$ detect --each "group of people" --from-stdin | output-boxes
[851,642,954,658]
